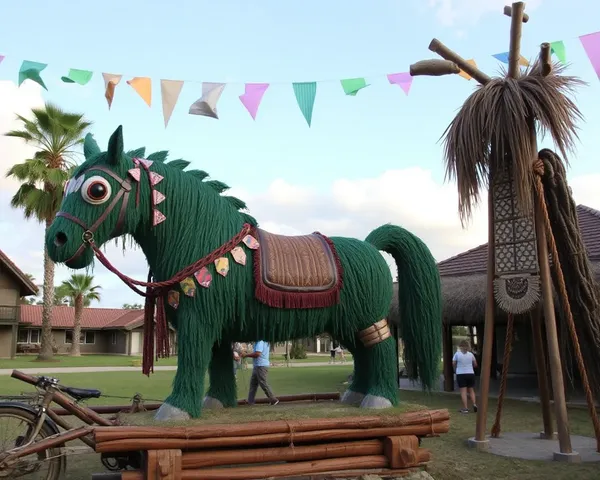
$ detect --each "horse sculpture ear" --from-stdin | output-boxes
[83,133,101,159]
[107,125,124,166]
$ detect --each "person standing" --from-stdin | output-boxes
[452,339,478,414]
[241,340,279,406]
[330,341,337,364]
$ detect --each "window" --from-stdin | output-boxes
[111,332,117,345]
[17,329,41,344]
[65,330,96,344]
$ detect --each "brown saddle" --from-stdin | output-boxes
[253,228,343,309]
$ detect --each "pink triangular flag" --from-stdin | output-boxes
[128,168,141,182]
[194,267,212,288]
[153,190,166,205]
[139,159,153,168]
[150,172,163,186]
[0,55,4,65]
[387,72,413,95]
[580,32,600,80]
[153,209,166,226]
[239,83,269,120]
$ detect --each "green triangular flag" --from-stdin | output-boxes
[292,82,317,127]
[61,69,93,85]
[18,60,48,90]
[550,41,567,64]
[340,77,369,96]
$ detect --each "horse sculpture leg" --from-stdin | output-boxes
[204,339,238,409]
[155,307,214,421]
[341,320,398,409]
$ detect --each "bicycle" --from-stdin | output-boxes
[0,370,143,480]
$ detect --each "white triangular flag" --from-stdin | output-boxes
[161,79,184,127]
[189,82,226,119]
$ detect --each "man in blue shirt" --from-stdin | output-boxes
[241,340,279,405]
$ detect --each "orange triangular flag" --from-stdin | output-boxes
[518,55,530,67]
[102,73,122,109]
[458,59,478,80]
[127,77,152,107]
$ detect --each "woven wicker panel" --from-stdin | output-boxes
[492,164,541,314]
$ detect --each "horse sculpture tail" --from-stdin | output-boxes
[366,224,442,390]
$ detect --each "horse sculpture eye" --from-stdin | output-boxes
[81,176,112,205]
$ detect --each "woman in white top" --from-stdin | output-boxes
[452,339,478,414]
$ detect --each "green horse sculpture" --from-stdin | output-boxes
[46,126,442,421]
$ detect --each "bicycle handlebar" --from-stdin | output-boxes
[11,370,38,386]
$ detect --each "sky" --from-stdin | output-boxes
[0,0,599,308]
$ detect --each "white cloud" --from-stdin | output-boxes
[426,0,542,27]
[0,81,45,191]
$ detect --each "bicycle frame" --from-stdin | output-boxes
[0,370,113,470]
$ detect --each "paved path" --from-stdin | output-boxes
[0,361,353,376]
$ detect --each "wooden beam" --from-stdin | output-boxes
[474,180,497,442]
[428,39,491,85]
[507,2,526,78]
[530,304,554,439]
[540,42,552,76]
[409,59,460,76]
[504,5,529,23]
[442,324,455,392]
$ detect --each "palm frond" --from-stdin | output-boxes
[442,60,584,224]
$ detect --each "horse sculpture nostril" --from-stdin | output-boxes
[54,232,68,247]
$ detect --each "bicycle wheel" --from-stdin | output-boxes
[0,406,62,480]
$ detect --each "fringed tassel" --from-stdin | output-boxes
[155,298,170,360]
[252,229,344,309]
[142,286,156,376]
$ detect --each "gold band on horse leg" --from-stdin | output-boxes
[358,319,392,348]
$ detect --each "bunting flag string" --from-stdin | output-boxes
[1,29,599,127]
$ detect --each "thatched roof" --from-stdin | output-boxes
[388,205,600,327]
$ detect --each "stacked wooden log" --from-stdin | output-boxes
[92,409,449,480]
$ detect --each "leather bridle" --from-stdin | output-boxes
[56,165,133,264]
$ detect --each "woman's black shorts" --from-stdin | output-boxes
[456,373,476,388]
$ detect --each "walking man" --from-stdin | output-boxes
[241,340,279,405]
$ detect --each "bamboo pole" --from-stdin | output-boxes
[94,409,449,443]
[504,5,529,23]
[52,392,341,416]
[409,60,460,76]
[95,421,450,453]
[530,304,555,439]
[428,39,491,84]
[507,2,526,78]
[0,426,92,462]
[539,42,552,76]
[182,439,383,468]
[180,455,390,480]
[474,180,497,444]
[46,408,96,449]
[442,324,454,392]
[534,191,573,454]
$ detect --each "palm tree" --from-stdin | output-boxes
[122,303,143,309]
[5,102,91,360]
[57,274,101,356]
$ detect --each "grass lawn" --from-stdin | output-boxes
[2,367,598,479]
[0,353,351,370]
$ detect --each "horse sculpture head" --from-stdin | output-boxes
[46,126,151,269]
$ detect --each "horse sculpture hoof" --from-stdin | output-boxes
[360,394,393,409]
[340,390,365,406]
[203,396,224,409]
[154,402,191,421]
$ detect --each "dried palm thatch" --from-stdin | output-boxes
[441,60,586,225]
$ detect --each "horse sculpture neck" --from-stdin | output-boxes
[130,162,249,282]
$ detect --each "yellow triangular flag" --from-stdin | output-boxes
[458,59,477,80]
[161,79,184,128]
[102,73,122,109]
[127,77,152,107]
[518,55,529,67]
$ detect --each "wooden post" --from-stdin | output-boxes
[530,304,554,439]
[442,324,454,392]
[534,198,574,455]
[491,327,498,380]
[471,185,496,447]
